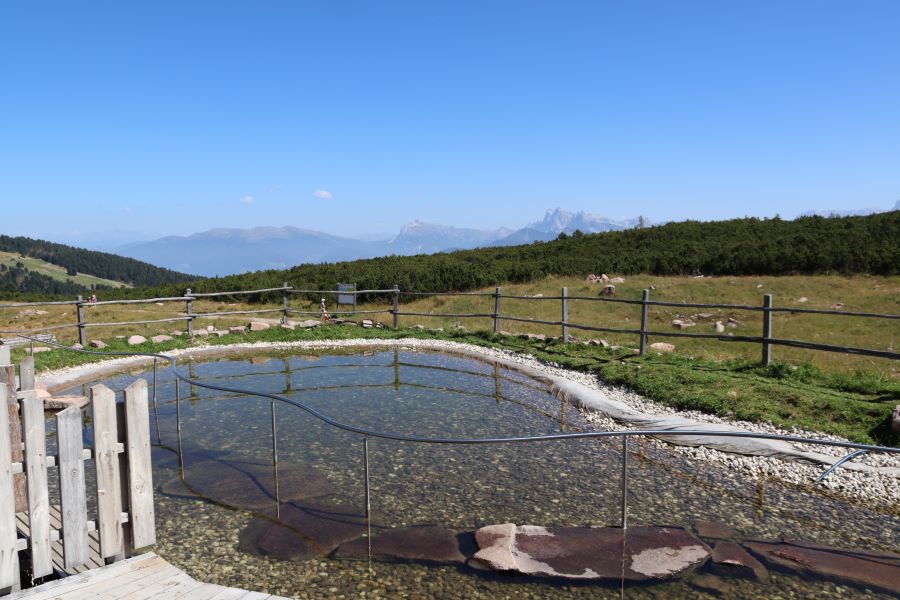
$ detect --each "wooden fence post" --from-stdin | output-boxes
[0,350,25,513]
[392,285,400,329]
[762,293,773,366]
[561,287,569,342]
[0,381,19,592]
[493,287,501,333]
[76,295,86,346]
[639,289,650,355]
[185,288,194,336]
[282,282,290,325]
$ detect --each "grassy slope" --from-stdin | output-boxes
[0,251,131,288]
[17,323,899,447]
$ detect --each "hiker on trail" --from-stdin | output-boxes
[319,298,329,321]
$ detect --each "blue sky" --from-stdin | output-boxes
[2,1,898,246]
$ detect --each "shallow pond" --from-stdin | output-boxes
[56,348,899,599]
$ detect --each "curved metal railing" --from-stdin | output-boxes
[6,333,898,529]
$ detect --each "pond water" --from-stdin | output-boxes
[57,348,899,599]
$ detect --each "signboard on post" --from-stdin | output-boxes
[337,283,356,310]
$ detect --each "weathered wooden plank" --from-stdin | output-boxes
[0,358,26,513]
[0,382,20,591]
[19,355,35,391]
[124,378,155,549]
[57,405,90,569]
[21,390,52,578]
[9,553,160,600]
[91,384,124,559]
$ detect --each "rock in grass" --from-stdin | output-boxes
[160,457,331,510]
[239,499,379,560]
[650,342,675,353]
[334,526,467,565]
[249,321,270,331]
[127,335,147,346]
[228,326,246,334]
[473,524,709,581]
[151,335,173,343]
[89,340,107,349]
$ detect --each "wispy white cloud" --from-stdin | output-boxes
[239,195,256,205]
[313,189,333,200]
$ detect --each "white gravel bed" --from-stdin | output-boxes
[37,337,900,506]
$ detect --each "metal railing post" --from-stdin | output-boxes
[392,285,399,329]
[762,293,773,366]
[620,435,628,529]
[493,286,501,333]
[152,358,161,444]
[185,288,194,336]
[561,287,569,342]
[75,295,86,346]
[271,400,280,517]
[362,437,372,571]
[281,282,290,325]
[639,289,650,355]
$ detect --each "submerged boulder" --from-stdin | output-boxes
[744,539,900,595]
[473,524,709,581]
[334,526,468,565]
[239,499,379,560]
[160,458,331,510]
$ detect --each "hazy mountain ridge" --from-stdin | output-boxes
[117,207,638,276]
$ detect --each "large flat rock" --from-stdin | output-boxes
[473,524,709,580]
[334,526,467,565]
[239,500,380,560]
[744,539,900,595]
[160,458,331,510]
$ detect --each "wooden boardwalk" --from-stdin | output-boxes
[8,553,291,600]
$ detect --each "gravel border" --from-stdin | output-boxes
[36,338,900,506]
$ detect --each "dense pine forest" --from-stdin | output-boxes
[0,235,193,297]
[1,212,897,302]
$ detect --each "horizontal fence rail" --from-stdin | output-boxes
[0,284,897,364]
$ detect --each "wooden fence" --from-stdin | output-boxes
[0,284,898,366]
[0,347,154,593]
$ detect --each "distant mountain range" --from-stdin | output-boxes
[117,208,644,276]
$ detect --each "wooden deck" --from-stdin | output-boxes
[9,553,291,600]
[15,505,105,576]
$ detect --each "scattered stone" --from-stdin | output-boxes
[334,526,467,565]
[70,343,83,350]
[589,339,609,347]
[650,342,675,353]
[696,313,713,319]
[89,340,107,349]
[411,324,425,330]
[473,524,709,581]
[342,321,358,326]
[171,330,183,336]
[155,302,165,306]
[831,303,844,310]
[694,521,734,540]
[362,320,374,328]
[893,405,900,434]
[756,284,763,289]
[711,541,769,581]
[27,347,51,354]
[280,323,296,330]
[127,335,147,346]
[206,325,215,331]
[212,330,228,337]
[249,321,270,332]
[744,539,900,595]
[297,320,320,329]
[192,329,209,337]
[714,321,725,333]
[228,326,246,334]
[610,276,625,284]
[797,297,808,303]
[239,500,379,560]
[15,309,48,319]
[160,458,331,510]
[520,333,546,341]
[672,319,695,329]
[600,284,616,295]
[431,327,443,333]
[151,335,173,343]
[532,293,543,298]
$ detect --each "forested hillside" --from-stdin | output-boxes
[0,235,194,295]
[99,212,899,301]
